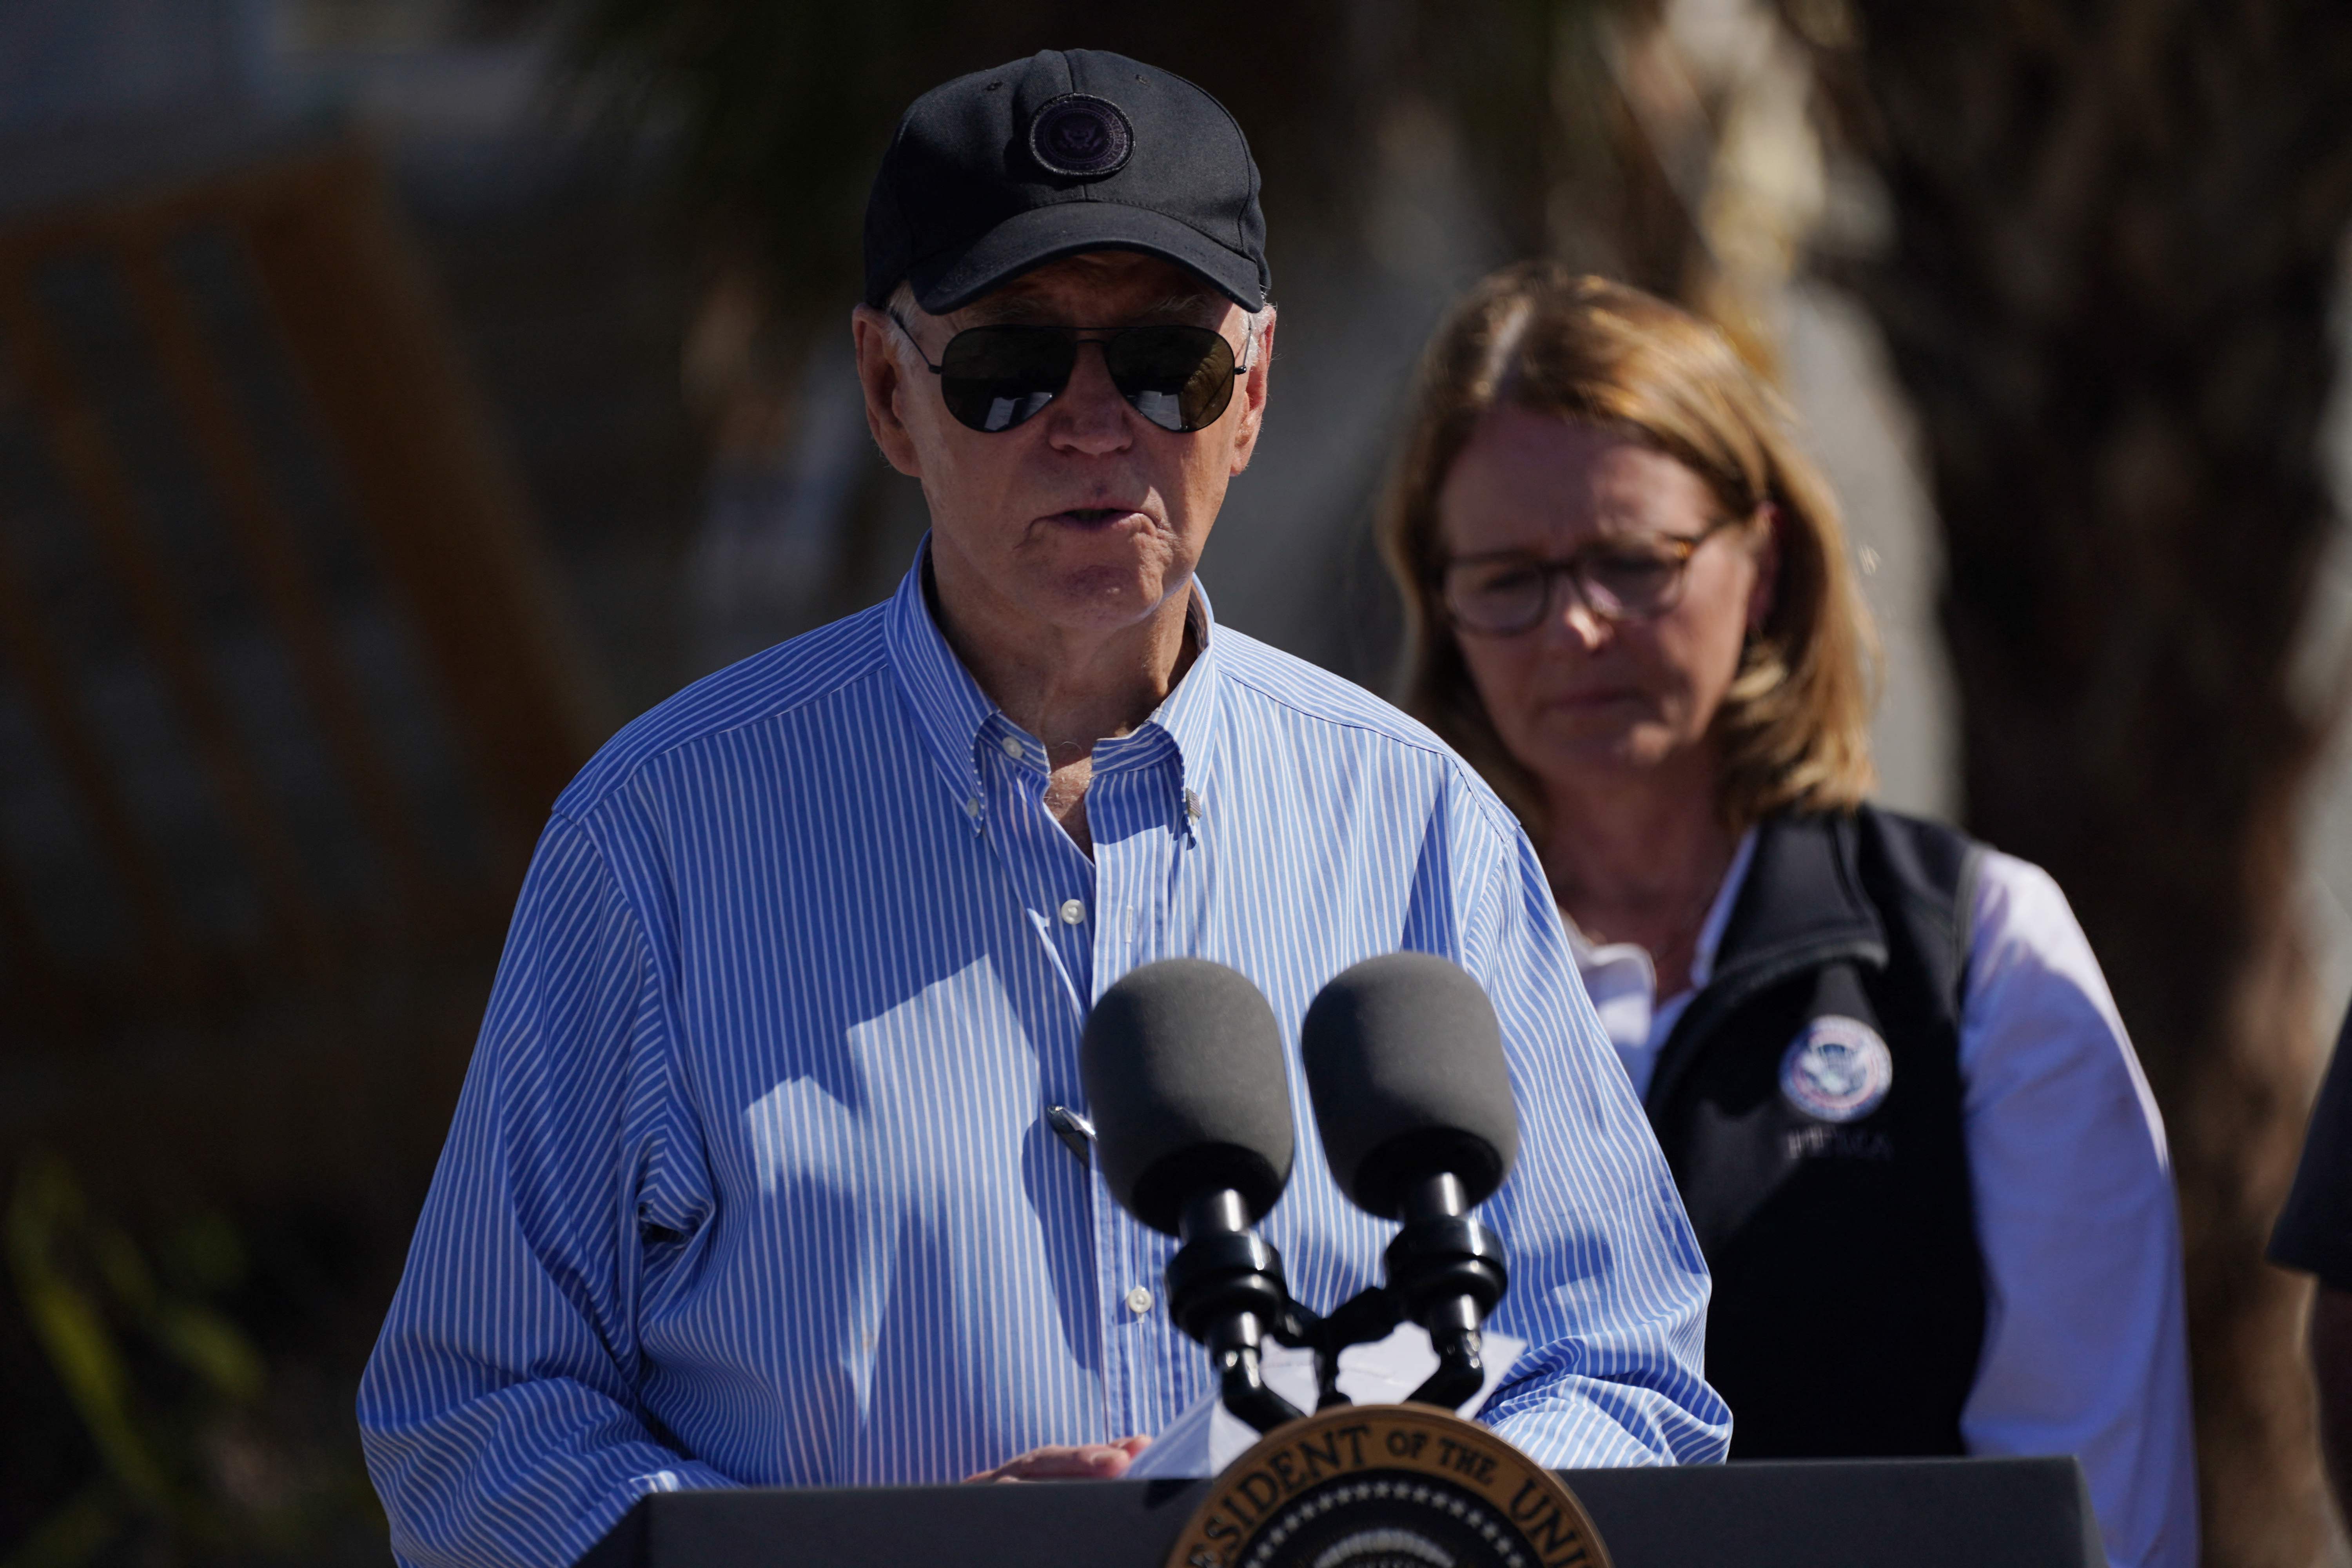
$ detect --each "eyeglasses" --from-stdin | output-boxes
[1437,518,1740,637]
[890,312,1250,434]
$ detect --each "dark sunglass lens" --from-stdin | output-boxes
[1104,326,1235,432]
[937,328,1077,433]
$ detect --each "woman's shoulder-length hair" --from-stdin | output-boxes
[1378,262,1878,838]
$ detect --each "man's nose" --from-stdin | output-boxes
[1045,341,1134,455]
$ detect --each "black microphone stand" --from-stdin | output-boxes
[1164,1189,1305,1434]
[1160,1174,1509,1434]
[1382,1171,1509,1409]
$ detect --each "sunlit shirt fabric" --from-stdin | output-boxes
[356,549,1732,1568]
[1567,832,2198,1568]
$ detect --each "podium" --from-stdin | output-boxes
[577,1455,2103,1567]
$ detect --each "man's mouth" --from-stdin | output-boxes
[1046,507,1142,528]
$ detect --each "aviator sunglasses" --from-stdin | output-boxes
[890,311,1252,435]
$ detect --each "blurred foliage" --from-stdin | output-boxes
[1,1157,381,1568]
[556,0,1618,323]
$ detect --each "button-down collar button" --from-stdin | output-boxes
[1059,898,1087,926]
[1184,788,1203,821]
[964,796,982,818]
[999,735,1026,760]
[1125,1285,1154,1316]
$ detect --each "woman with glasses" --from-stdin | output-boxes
[1379,265,2196,1568]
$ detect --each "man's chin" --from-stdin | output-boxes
[941,523,1196,634]
[1029,572,1183,632]
[1021,545,1191,626]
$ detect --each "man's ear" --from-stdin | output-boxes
[852,304,925,478]
[1226,307,1276,477]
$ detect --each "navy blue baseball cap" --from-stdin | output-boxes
[863,49,1270,314]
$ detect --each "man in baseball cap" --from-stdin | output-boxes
[359,52,1726,1568]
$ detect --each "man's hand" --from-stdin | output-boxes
[964,1436,1152,1483]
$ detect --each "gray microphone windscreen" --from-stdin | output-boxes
[1301,952,1520,1220]
[1081,957,1294,1235]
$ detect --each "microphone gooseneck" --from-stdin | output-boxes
[1301,952,1520,1410]
[1167,1189,1302,1434]
[1385,1169,1509,1408]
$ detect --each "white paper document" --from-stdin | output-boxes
[1123,1323,1526,1480]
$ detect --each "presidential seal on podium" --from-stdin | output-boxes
[1165,1406,1610,1568]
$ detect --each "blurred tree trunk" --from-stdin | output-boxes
[1468,0,1823,374]
[1799,3,2352,1561]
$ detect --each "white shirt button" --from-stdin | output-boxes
[999,735,1026,760]
[1125,1285,1154,1316]
[964,796,982,818]
[1183,788,1203,821]
[1059,899,1087,926]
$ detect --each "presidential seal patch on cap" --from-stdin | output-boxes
[1779,1015,1894,1124]
[1028,92,1134,178]
[1164,1404,1611,1568]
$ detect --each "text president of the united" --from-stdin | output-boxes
[358,49,1731,1568]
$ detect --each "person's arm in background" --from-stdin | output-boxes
[1955,850,2198,1568]
[358,813,731,1568]
[2269,1000,2352,1526]
[1428,774,1733,1468]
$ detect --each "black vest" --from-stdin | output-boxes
[1644,807,1986,1457]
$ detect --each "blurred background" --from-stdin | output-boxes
[0,1,2348,1563]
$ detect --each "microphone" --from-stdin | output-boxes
[1081,957,1304,1433]
[1301,951,1519,1409]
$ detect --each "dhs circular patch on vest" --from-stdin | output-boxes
[1779,1015,1894,1123]
[1028,93,1134,179]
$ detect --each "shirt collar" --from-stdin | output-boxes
[882,537,1223,807]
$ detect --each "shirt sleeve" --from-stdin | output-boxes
[1436,782,1734,1468]
[2270,1006,2352,1284]
[357,812,731,1568]
[1956,850,2199,1568]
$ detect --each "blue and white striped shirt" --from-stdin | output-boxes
[358,549,1730,1568]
